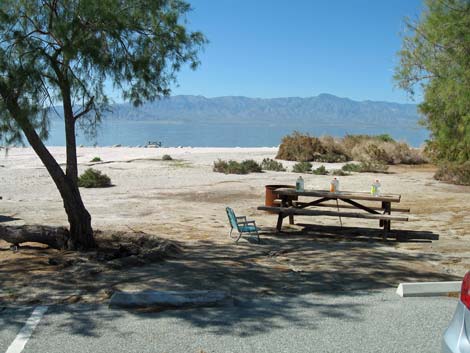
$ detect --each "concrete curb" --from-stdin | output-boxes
[396,281,462,297]
[109,290,232,309]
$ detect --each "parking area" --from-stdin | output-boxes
[0,289,458,353]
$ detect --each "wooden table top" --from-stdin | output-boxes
[275,188,401,203]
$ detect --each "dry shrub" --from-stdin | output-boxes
[434,162,470,185]
[354,161,389,173]
[318,136,349,162]
[276,132,326,161]
[389,143,427,164]
[277,132,426,165]
[351,141,389,164]
[350,139,427,165]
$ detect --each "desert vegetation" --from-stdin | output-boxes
[312,165,328,175]
[276,132,426,171]
[434,162,470,186]
[213,159,262,174]
[90,156,102,162]
[341,162,389,173]
[162,154,173,161]
[78,168,112,188]
[292,161,313,173]
[261,158,286,172]
[394,0,470,185]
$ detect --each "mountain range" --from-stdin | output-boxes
[61,93,422,127]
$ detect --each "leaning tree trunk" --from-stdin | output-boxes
[0,92,96,249]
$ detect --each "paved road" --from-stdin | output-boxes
[0,289,457,353]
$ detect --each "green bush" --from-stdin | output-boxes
[331,169,349,176]
[312,165,328,175]
[434,162,470,185]
[90,156,101,162]
[341,163,362,172]
[240,159,263,173]
[78,168,111,188]
[261,158,286,171]
[162,154,173,161]
[213,159,262,174]
[292,161,313,173]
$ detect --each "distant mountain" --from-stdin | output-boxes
[58,93,421,127]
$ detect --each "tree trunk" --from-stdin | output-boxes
[62,83,79,184]
[0,89,96,249]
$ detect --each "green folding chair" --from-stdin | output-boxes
[225,207,260,243]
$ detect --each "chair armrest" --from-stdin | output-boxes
[239,220,256,226]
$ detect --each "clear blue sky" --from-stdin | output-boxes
[170,0,423,103]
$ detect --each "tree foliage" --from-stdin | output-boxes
[0,0,206,141]
[0,0,206,248]
[394,0,470,163]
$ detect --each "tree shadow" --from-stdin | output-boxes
[0,215,21,223]
[291,223,439,242]
[0,224,458,338]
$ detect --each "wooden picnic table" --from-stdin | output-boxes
[258,188,409,235]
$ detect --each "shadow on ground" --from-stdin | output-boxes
[0,224,456,338]
[0,215,21,223]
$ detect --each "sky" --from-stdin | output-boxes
[169,0,424,103]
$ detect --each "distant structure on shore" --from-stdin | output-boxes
[146,141,162,148]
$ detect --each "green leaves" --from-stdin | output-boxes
[395,0,470,164]
[0,0,207,144]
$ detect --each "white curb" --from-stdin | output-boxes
[109,290,232,309]
[396,281,462,297]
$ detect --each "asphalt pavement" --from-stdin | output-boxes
[0,289,457,353]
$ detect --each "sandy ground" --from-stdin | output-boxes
[0,147,469,303]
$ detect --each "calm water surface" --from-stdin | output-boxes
[45,120,428,147]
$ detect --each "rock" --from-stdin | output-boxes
[113,144,122,147]
[109,290,232,309]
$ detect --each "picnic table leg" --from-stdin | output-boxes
[382,201,391,238]
[276,213,284,232]
[288,198,294,225]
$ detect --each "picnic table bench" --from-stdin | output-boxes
[258,188,410,238]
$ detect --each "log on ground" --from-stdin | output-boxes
[0,225,70,249]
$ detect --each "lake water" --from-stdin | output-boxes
[45,120,429,147]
